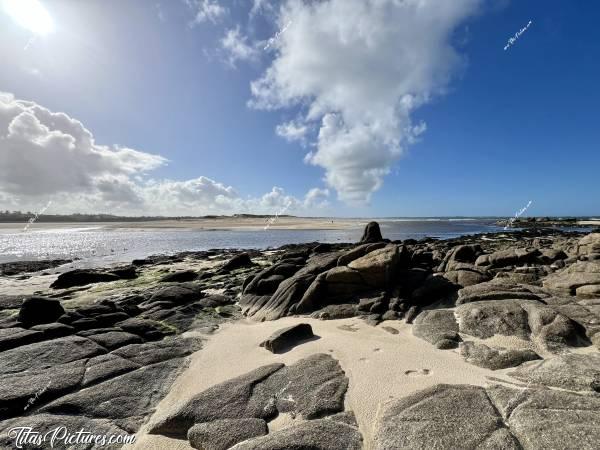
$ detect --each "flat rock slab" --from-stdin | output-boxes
[373,384,520,450]
[460,341,540,370]
[188,418,268,450]
[509,353,600,393]
[259,323,314,353]
[0,327,44,352]
[0,414,130,450]
[488,384,600,450]
[149,354,348,438]
[0,336,105,376]
[41,358,185,432]
[230,417,362,450]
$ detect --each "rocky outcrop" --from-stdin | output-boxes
[576,232,600,258]
[149,354,349,438]
[508,353,600,393]
[373,384,521,450]
[475,248,542,269]
[373,382,600,450]
[543,261,600,296]
[359,221,383,243]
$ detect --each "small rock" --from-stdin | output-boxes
[18,296,65,327]
[260,323,314,353]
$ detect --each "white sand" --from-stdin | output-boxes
[131,317,515,449]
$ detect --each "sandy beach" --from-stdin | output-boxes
[131,316,518,450]
[0,217,361,233]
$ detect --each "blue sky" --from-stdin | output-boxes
[0,0,598,217]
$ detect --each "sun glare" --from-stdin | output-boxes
[3,0,54,35]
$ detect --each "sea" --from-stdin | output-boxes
[0,218,516,268]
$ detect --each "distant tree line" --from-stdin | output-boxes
[0,211,295,222]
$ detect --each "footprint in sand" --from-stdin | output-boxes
[359,357,369,363]
[338,324,359,332]
[373,348,382,353]
[404,369,432,377]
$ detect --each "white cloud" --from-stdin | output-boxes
[187,0,227,25]
[250,0,481,204]
[0,92,329,216]
[0,92,165,198]
[221,27,260,68]
[275,119,309,143]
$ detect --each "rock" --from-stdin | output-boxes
[0,336,105,376]
[0,414,130,450]
[112,337,202,366]
[0,327,44,352]
[460,341,541,370]
[576,284,600,298]
[455,300,584,352]
[18,296,65,327]
[86,331,143,351]
[509,353,600,393]
[404,305,420,324]
[487,384,600,449]
[222,253,254,271]
[82,354,141,387]
[337,243,386,266]
[359,221,383,243]
[310,304,358,320]
[412,309,461,349]
[41,358,185,432]
[576,232,600,257]
[149,363,284,436]
[116,317,173,339]
[0,259,71,276]
[444,268,491,287]
[148,284,204,305]
[160,270,199,283]
[475,248,541,269]
[0,359,86,419]
[259,323,314,353]
[457,279,544,305]
[230,417,362,450]
[373,384,520,450]
[348,245,400,287]
[188,418,268,450]
[50,269,121,289]
[30,322,74,339]
[411,275,457,305]
[149,354,348,438]
[438,244,482,272]
[543,261,600,296]
[256,275,286,295]
[109,265,138,279]
[382,310,399,321]
[94,312,130,327]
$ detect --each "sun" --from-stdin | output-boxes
[3,0,54,35]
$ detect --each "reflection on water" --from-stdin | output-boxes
[0,220,506,267]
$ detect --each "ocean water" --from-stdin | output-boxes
[0,219,507,267]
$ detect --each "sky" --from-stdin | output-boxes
[0,0,598,218]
